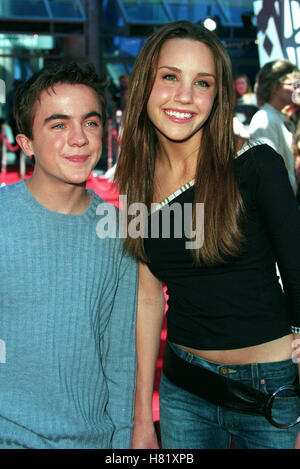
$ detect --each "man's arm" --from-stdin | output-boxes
[132,262,165,449]
[101,250,138,449]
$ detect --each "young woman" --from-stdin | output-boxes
[115,21,300,449]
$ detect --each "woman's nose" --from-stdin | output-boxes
[174,82,193,104]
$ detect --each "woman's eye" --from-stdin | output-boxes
[196,80,209,88]
[163,74,177,81]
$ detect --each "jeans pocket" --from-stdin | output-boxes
[261,365,298,395]
[260,364,300,427]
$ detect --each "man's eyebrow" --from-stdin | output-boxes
[84,111,102,120]
[44,111,102,124]
[44,113,69,124]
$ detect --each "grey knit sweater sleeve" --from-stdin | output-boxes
[0,180,137,449]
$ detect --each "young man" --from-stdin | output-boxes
[0,63,137,449]
[249,59,299,195]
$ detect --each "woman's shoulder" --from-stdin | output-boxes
[235,139,286,183]
[235,138,283,166]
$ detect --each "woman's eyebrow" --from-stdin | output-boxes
[158,65,216,79]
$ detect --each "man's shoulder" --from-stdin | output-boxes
[89,190,120,221]
[0,181,24,202]
[252,104,282,121]
[89,189,117,208]
[250,105,271,121]
[0,182,26,227]
[249,105,283,137]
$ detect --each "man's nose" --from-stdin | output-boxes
[68,124,89,146]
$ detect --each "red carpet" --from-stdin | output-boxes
[1,167,165,424]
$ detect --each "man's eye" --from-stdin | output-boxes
[86,121,99,127]
[52,123,64,129]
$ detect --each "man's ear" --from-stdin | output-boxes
[16,134,34,157]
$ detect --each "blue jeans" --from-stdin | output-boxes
[159,342,300,449]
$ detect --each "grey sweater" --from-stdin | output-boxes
[0,180,137,449]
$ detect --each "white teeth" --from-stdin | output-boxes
[165,110,192,119]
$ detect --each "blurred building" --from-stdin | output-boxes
[99,0,259,90]
[0,0,259,117]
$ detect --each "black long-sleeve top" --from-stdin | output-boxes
[144,142,300,350]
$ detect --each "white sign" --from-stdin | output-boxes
[253,0,300,67]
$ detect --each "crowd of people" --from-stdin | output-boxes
[0,20,299,450]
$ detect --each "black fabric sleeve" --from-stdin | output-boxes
[253,144,300,329]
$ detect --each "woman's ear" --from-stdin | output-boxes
[16,134,34,157]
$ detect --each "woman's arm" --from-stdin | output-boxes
[254,145,300,339]
[132,262,166,449]
[292,333,300,383]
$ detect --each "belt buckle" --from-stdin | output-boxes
[265,384,300,429]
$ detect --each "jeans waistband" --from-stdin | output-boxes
[168,341,297,382]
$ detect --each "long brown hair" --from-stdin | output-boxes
[115,20,245,265]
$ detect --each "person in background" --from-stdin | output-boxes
[234,74,258,138]
[5,79,22,140]
[234,73,257,106]
[0,62,137,449]
[115,20,300,449]
[249,59,300,195]
[233,73,258,138]
[118,74,129,112]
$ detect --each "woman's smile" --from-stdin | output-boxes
[147,38,216,145]
[163,108,196,122]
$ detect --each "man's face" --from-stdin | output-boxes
[17,83,103,188]
[275,72,300,108]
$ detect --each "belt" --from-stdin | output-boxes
[162,341,300,429]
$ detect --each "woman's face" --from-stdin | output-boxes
[147,38,217,145]
[235,77,248,96]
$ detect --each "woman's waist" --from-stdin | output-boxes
[175,334,294,365]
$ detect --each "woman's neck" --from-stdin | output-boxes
[153,145,198,203]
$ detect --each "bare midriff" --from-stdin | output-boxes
[175,334,294,364]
